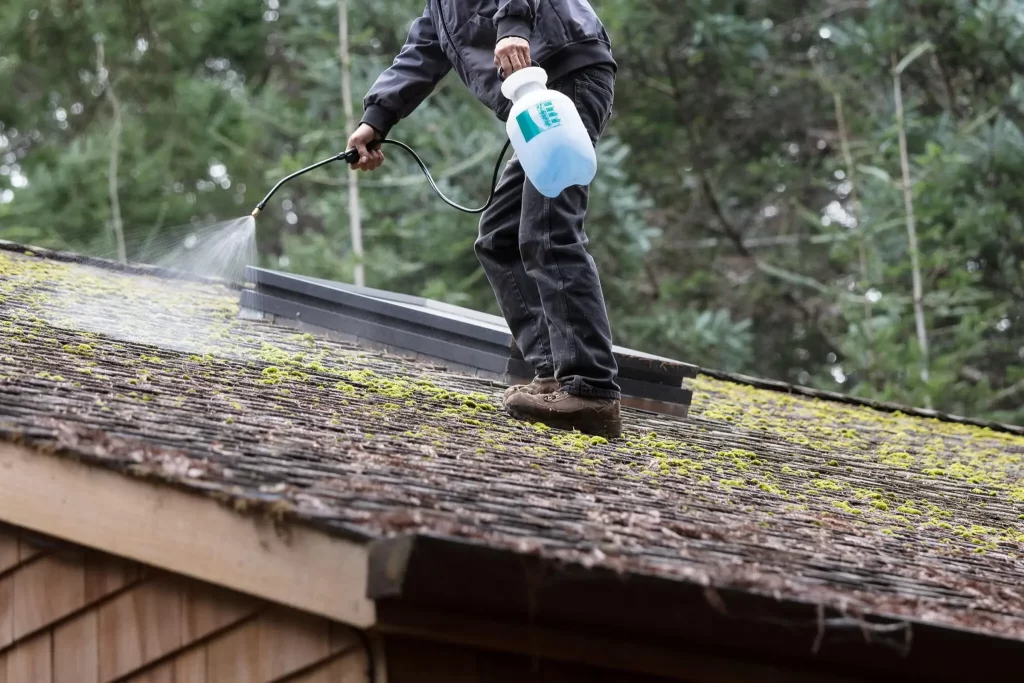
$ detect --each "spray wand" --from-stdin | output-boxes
[251,138,511,219]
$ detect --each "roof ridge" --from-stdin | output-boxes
[0,239,241,290]
[697,367,1024,436]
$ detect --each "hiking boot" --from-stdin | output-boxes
[503,376,559,405]
[505,390,622,439]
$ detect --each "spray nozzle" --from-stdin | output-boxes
[250,147,362,219]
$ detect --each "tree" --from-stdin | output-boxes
[1,0,1021,424]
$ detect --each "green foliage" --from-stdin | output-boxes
[1,0,1021,424]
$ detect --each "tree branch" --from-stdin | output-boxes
[338,0,364,287]
[832,89,877,382]
[988,378,1024,411]
[893,52,931,400]
[96,39,127,264]
[700,174,846,357]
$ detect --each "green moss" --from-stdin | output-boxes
[758,481,788,496]
[551,432,604,452]
[62,343,94,356]
[289,332,317,345]
[833,500,861,515]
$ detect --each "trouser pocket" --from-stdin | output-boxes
[566,67,616,144]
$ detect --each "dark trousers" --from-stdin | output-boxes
[475,64,620,399]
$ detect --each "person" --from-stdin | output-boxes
[347,1,622,439]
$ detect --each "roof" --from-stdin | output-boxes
[1,244,1023,676]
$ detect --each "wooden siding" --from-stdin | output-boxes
[0,524,368,683]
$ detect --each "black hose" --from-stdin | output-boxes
[252,138,512,217]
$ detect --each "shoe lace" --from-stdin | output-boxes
[544,390,571,402]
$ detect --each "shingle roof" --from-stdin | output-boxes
[1,246,1023,644]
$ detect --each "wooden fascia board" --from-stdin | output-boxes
[0,442,376,628]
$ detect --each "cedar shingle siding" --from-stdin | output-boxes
[0,525,368,682]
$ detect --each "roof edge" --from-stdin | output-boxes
[697,367,1024,436]
[0,438,377,628]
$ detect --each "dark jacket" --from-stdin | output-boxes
[361,0,615,138]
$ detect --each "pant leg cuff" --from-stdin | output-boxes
[563,376,620,400]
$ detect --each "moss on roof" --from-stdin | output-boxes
[1,249,1023,639]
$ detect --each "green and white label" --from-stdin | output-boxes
[516,100,562,142]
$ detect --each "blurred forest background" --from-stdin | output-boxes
[1,0,1023,424]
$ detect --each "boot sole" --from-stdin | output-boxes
[506,404,622,440]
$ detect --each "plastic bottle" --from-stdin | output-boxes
[501,66,597,198]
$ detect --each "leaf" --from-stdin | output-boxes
[857,165,893,184]
[747,42,770,61]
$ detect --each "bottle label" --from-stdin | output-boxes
[516,100,561,142]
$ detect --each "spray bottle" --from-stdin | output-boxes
[501,66,597,198]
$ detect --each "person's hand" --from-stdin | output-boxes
[494,36,530,78]
[347,123,384,171]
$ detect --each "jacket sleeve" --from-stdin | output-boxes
[494,0,539,42]
[361,5,452,139]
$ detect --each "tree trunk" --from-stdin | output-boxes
[97,40,127,264]
[892,60,931,400]
[338,0,364,287]
[833,91,875,382]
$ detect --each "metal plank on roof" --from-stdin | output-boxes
[287,271,517,328]
[241,268,695,414]
[246,267,697,383]
[291,272,430,307]
[247,268,515,348]
[241,290,518,376]
[302,273,512,328]
[263,269,523,333]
